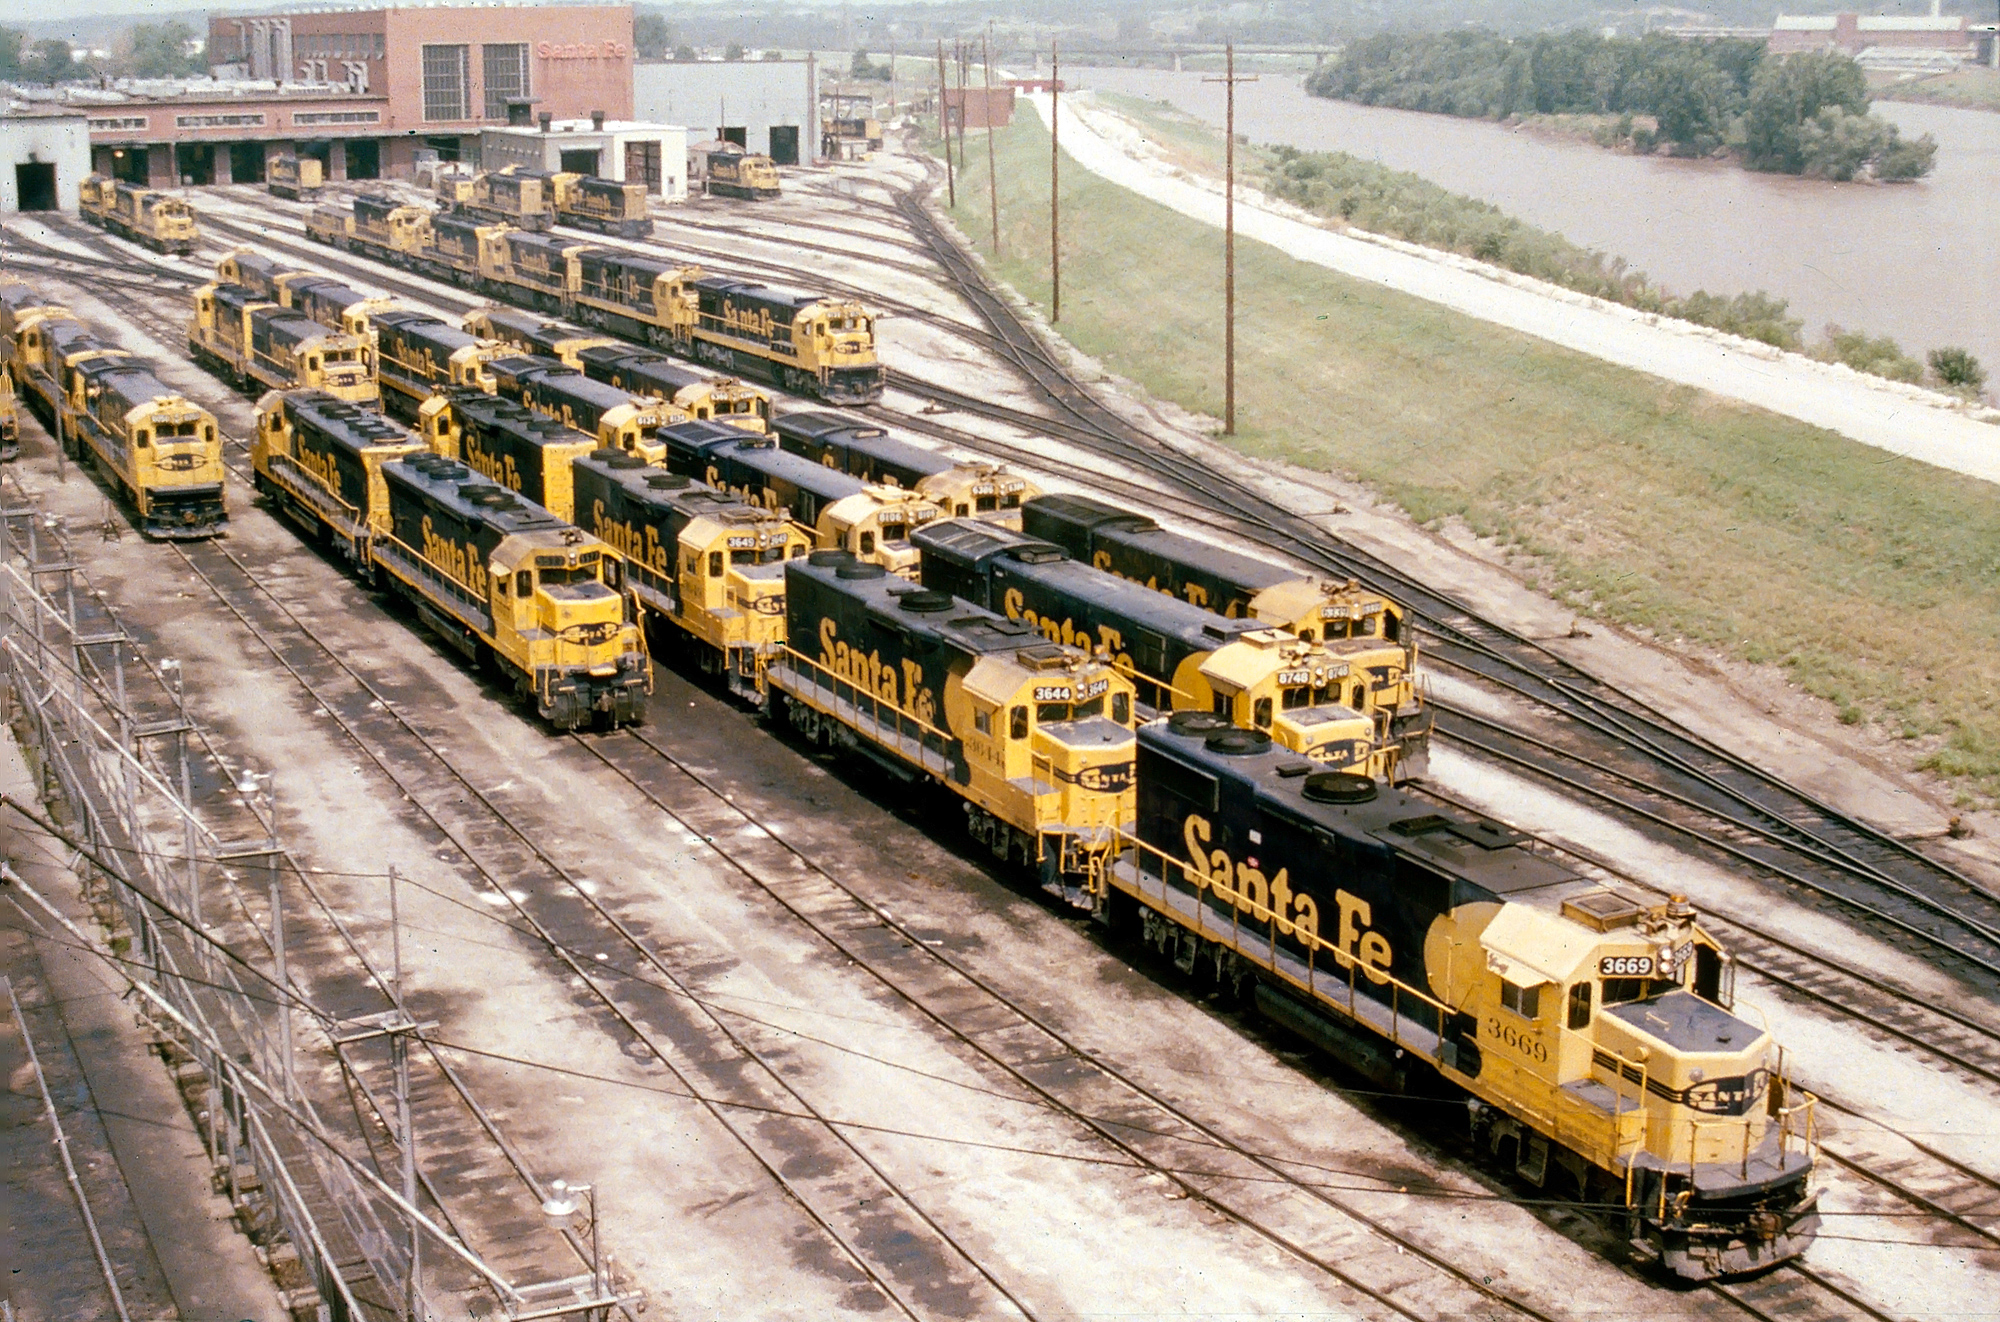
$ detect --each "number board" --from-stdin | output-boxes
[1598,954,1655,977]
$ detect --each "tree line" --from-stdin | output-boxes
[1306,30,1936,181]
[2,21,211,83]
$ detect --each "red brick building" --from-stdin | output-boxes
[89,3,635,186]
[942,86,1016,131]
[1767,12,1975,59]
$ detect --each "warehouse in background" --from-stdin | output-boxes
[633,57,817,165]
[76,2,636,187]
[0,113,91,213]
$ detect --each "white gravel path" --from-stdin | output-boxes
[1025,91,2000,488]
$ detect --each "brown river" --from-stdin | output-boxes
[1070,67,2000,378]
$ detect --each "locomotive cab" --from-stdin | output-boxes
[490,535,650,726]
[1197,630,1395,779]
[1459,890,1819,1279]
[822,487,937,577]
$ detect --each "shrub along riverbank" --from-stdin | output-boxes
[1308,30,1936,181]
[928,112,2000,804]
[1254,138,1983,394]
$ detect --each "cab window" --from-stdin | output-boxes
[1500,982,1540,1019]
[973,708,991,735]
[708,551,724,577]
[134,429,150,447]
[1111,692,1131,726]
[1253,697,1272,729]
[858,530,875,556]
[1567,982,1592,1030]
[514,571,531,597]
[879,521,906,544]
[1009,705,1028,739]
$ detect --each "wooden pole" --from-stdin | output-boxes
[937,39,954,207]
[983,28,999,255]
[955,40,968,165]
[1205,43,1257,436]
[1049,41,1060,323]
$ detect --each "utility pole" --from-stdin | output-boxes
[1049,40,1060,323]
[983,26,999,254]
[936,39,954,206]
[334,865,437,1322]
[955,40,968,166]
[1205,42,1257,436]
[888,33,896,119]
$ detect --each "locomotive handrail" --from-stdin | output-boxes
[269,453,361,528]
[376,532,487,618]
[775,645,954,763]
[1107,828,1453,1050]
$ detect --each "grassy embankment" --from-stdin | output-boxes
[929,107,2000,804]
[1872,66,2000,112]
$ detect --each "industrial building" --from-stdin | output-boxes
[634,58,818,164]
[0,113,91,213]
[480,113,688,199]
[73,2,637,187]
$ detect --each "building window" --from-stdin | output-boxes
[422,43,469,121]
[293,110,381,126]
[88,116,149,131]
[175,113,267,128]
[482,43,529,121]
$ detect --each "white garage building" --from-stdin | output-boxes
[0,113,92,214]
[633,58,818,164]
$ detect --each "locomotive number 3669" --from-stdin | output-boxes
[1598,955,1655,977]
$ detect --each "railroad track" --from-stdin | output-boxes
[869,175,2000,993]
[572,721,1584,1322]
[22,246,1675,1317]
[23,196,1992,1320]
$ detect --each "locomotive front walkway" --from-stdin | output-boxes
[1026,91,2000,490]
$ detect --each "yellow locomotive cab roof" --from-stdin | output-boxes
[1479,902,1600,987]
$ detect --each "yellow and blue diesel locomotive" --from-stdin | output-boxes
[775,410,1039,523]
[1023,493,1431,775]
[414,387,600,520]
[570,247,698,348]
[770,550,1138,903]
[574,449,809,700]
[253,390,650,728]
[0,358,18,461]
[914,519,1406,780]
[216,250,403,344]
[476,354,680,458]
[188,284,379,405]
[0,282,82,426]
[465,304,617,365]
[2,281,226,536]
[78,175,199,254]
[267,153,324,201]
[449,168,557,232]
[253,388,426,563]
[468,305,769,431]
[704,150,782,201]
[372,310,504,421]
[548,172,653,237]
[306,194,887,406]
[1113,713,1819,1279]
[63,354,227,537]
[485,230,592,315]
[660,420,941,576]
[687,277,883,405]
[574,343,769,432]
